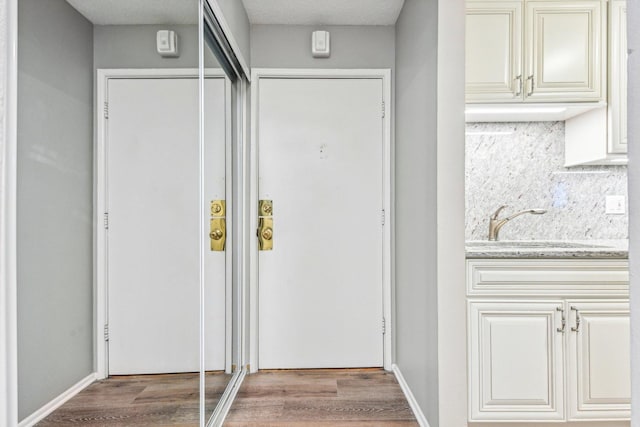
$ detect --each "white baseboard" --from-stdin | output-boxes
[392,364,430,427]
[18,373,97,427]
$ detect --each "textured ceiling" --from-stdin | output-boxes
[241,0,405,25]
[65,0,198,25]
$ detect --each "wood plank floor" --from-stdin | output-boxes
[225,368,419,427]
[37,372,230,426]
[37,369,418,426]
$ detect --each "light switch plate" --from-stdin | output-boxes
[605,195,626,214]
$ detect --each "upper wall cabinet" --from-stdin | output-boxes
[466,2,523,102]
[609,0,627,154]
[466,0,606,103]
[565,0,627,165]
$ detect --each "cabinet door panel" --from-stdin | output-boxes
[568,300,630,420]
[609,0,627,153]
[466,2,523,102]
[469,301,565,421]
[526,1,604,101]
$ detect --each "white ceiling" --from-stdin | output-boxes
[241,0,405,25]
[65,0,198,25]
[65,0,406,26]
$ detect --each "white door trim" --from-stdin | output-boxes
[95,68,232,378]
[249,68,394,371]
[1,0,19,425]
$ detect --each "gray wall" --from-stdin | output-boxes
[17,0,94,420]
[250,25,395,68]
[216,0,251,67]
[395,0,440,425]
[94,25,200,69]
[93,0,252,70]
[628,0,639,425]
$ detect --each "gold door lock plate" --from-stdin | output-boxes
[210,200,226,251]
[258,200,273,251]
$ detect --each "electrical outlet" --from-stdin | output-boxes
[605,195,626,214]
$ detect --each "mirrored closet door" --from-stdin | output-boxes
[199,0,247,425]
[14,0,246,425]
[93,0,239,425]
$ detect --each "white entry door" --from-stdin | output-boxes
[258,77,385,369]
[106,76,228,375]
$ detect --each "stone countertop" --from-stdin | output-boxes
[465,240,629,259]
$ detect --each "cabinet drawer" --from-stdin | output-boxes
[467,259,629,296]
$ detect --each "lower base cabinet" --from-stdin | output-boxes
[567,301,631,420]
[469,300,565,421]
[467,259,630,423]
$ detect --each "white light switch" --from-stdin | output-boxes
[605,195,626,214]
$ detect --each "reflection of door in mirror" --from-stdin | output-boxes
[105,72,229,385]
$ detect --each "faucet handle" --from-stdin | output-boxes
[491,205,508,220]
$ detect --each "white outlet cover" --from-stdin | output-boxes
[605,195,626,214]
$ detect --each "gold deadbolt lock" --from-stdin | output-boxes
[210,200,226,251]
[259,200,273,216]
[211,201,225,217]
[258,200,273,251]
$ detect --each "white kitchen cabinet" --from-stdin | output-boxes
[564,0,627,166]
[609,0,627,154]
[468,300,565,421]
[567,300,631,420]
[467,259,630,423]
[525,1,605,101]
[466,2,523,102]
[466,0,606,103]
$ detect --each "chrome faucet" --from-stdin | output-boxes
[489,205,547,241]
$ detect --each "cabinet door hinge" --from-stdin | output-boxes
[381,209,386,226]
[104,212,109,230]
[104,324,109,341]
[104,102,109,119]
[382,101,386,118]
[382,317,386,335]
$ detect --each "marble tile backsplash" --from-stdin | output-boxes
[466,122,628,241]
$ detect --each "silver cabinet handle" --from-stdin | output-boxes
[527,75,534,97]
[571,306,581,332]
[515,75,523,96]
[557,306,566,333]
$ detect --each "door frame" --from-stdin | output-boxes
[95,68,233,378]
[1,0,19,424]
[249,68,394,371]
